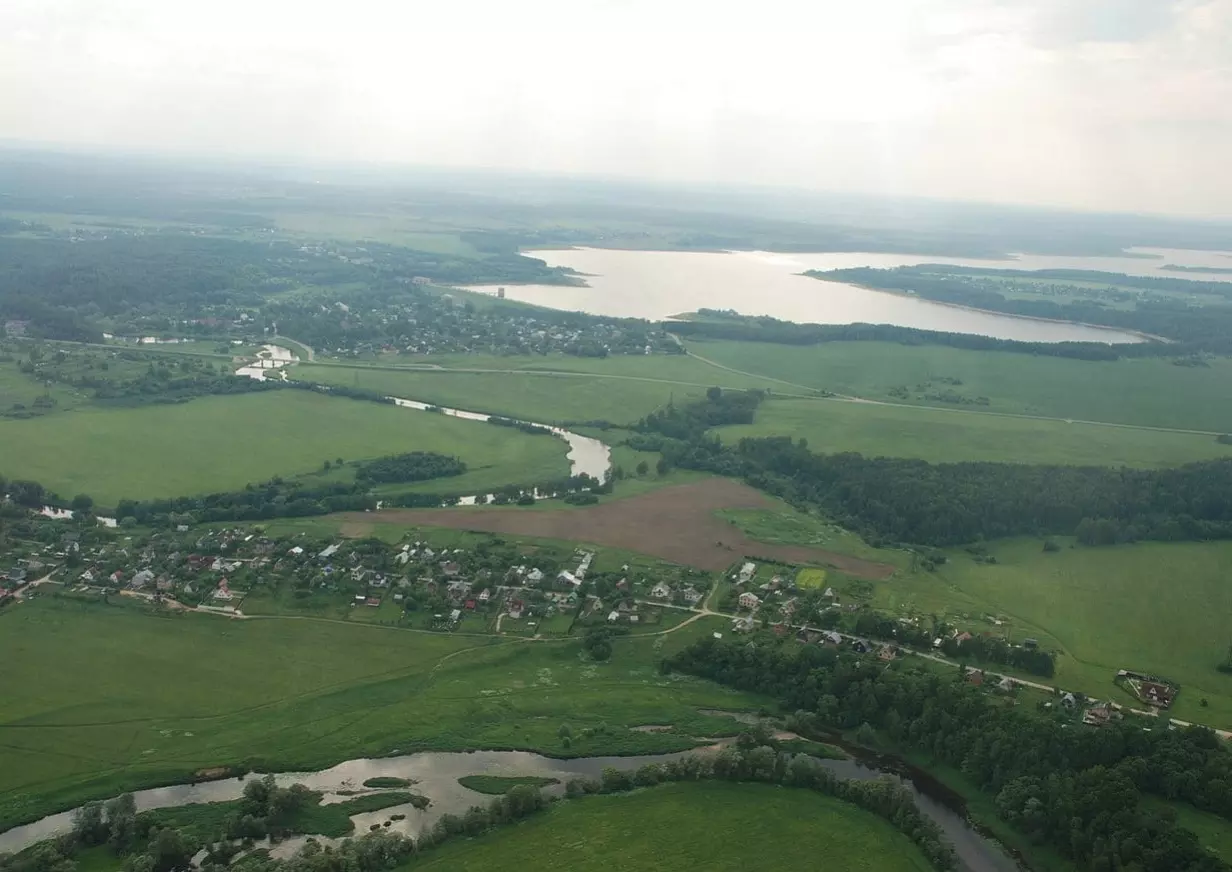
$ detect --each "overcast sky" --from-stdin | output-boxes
[3,0,1230,217]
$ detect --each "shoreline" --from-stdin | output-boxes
[803,274,1167,345]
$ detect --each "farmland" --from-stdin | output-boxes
[404,781,934,872]
[0,596,759,832]
[292,357,784,426]
[0,390,569,504]
[684,338,1232,433]
[717,396,1232,467]
[341,479,898,576]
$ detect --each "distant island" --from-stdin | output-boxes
[1161,264,1232,274]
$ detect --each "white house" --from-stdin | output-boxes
[650,581,672,599]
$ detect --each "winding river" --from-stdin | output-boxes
[0,744,1016,871]
[238,345,612,487]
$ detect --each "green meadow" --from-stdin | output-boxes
[684,338,1232,433]
[717,396,1232,467]
[404,781,934,872]
[870,538,1232,727]
[0,390,569,504]
[0,597,756,832]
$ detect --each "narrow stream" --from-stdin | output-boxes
[237,345,612,486]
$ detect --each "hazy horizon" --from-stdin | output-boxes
[4,0,1231,220]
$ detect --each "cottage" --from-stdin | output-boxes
[213,579,234,601]
[820,630,843,647]
[441,561,461,577]
[318,544,340,559]
[738,591,761,610]
[1061,692,1077,708]
[738,562,756,583]
[449,608,462,624]
[1083,703,1119,727]
[557,570,580,587]
[967,670,985,687]
[650,581,672,599]
[478,589,491,602]
[608,610,620,623]
[877,645,897,662]
[681,586,702,605]
[526,568,545,584]
[998,676,1016,692]
[731,616,756,633]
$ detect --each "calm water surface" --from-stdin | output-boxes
[469,247,1232,343]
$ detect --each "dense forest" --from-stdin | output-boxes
[667,636,1231,872]
[634,390,1232,547]
[810,266,1232,353]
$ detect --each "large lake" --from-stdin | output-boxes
[469,246,1232,344]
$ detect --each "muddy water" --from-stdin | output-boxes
[0,745,1016,871]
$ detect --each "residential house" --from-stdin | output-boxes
[1083,703,1119,727]
[731,616,756,633]
[318,544,340,560]
[441,561,462,577]
[878,645,898,662]
[738,591,760,611]
[213,579,234,601]
[526,568,544,584]
[681,586,702,605]
[737,562,756,583]
[650,581,672,600]
[967,670,985,687]
[820,630,843,647]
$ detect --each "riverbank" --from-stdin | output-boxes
[803,273,1162,345]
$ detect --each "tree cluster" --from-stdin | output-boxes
[354,452,467,485]
[666,637,1232,872]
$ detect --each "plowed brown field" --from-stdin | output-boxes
[339,479,896,578]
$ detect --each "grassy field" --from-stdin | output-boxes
[0,597,759,832]
[0,390,569,504]
[717,397,1232,467]
[404,781,934,872]
[868,538,1232,728]
[684,339,1232,433]
[456,775,558,795]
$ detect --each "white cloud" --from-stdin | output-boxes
[1,0,1230,216]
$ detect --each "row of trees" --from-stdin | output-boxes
[812,266,1232,354]
[565,745,956,870]
[633,422,1232,546]
[666,637,1232,871]
[668,312,1132,360]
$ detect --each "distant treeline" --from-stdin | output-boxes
[666,636,1232,872]
[809,266,1232,354]
[634,392,1232,547]
[668,312,1135,360]
[355,452,467,484]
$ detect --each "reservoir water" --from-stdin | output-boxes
[468,246,1232,343]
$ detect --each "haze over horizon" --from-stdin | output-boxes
[3,0,1231,219]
